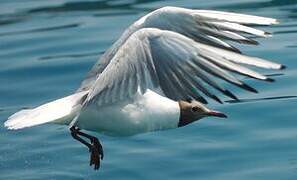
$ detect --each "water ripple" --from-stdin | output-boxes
[1,0,297,179]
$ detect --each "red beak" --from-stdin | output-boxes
[208,110,227,118]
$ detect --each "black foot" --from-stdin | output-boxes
[89,137,104,170]
[70,126,104,171]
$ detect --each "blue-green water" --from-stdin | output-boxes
[1,0,297,179]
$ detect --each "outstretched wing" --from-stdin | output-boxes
[141,7,279,53]
[84,28,283,106]
[77,7,279,92]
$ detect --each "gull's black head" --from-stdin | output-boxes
[178,100,227,127]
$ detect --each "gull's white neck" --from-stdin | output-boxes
[129,89,180,131]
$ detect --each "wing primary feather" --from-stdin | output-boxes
[157,38,208,102]
[224,90,238,100]
[196,42,283,69]
[161,72,183,100]
[150,39,189,100]
[93,89,105,107]
[128,65,138,98]
[240,83,258,93]
[192,55,258,93]
[155,37,208,103]
[155,48,205,102]
[144,43,159,88]
[109,83,117,103]
[205,35,242,53]
[222,31,259,45]
[152,57,182,100]
[160,68,185,100]
[137,46,148,94]
[209,22,270,37]
[199,51,271,81]
[183,30,242,53]
[185,60,238,100]
[175,62,222,103]
[194,10,279,25]
[133,65,140,94]
[138,62,147,94]
[170,64,209,103]
[195,25,259,45]
[102,87,110,104]
[119,73,129,100]
[162,61,198,101]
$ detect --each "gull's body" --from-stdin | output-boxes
[4,6,284,170]
[75,89,180,137]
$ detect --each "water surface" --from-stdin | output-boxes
[1,0,297,179]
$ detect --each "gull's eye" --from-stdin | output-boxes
[191,106,199,112]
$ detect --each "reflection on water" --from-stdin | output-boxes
[0,23,80,37]
[26,0,161,13]
[38,51,104,61]
[1,0,297,179]
[226,95,297,104]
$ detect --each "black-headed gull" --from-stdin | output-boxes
[5,6,284,170]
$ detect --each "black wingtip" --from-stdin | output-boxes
[266,78,275,82]
[191,95,208,104]
[197,96,208,104]
[240,39,259,45]
[212,95,223,104]
[241,83,258,93]
[224,90,238,100]
[280,64,286,70]
[229,46,242,54]
[250,39,259,45]
[201,99,208,104]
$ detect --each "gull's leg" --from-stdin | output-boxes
[70,126,104,170]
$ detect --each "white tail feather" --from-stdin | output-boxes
[4,91,88,130]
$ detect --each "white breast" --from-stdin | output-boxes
[76,89,180,136]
